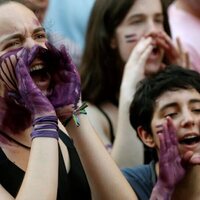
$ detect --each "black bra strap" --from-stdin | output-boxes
[96,106,115,144]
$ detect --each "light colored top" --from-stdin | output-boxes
[44,0,95,50]
[168,2,200,71]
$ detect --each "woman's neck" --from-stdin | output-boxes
[0,127,32,150]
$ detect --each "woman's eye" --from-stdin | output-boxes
[130,20,143,25]
[35,33,47,40]
[4,41,21,49]
[155,18,164,24]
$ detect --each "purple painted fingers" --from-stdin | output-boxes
[157,117,186,191]
[15,47,58,139]
[150,117,186,200]
[45,42,81,122]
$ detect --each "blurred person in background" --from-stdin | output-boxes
[80,0,189,167]
[168,0,200,71]
[43,0,95,66]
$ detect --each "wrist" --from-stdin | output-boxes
[31,115,58,140]
[63,102,88,127]
[152,180,174,199]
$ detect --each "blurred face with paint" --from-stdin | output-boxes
[111,0,164,74]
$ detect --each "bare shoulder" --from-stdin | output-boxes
[86,102,118,145]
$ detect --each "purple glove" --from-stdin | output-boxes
[45,42,81,120]
[15,47,58,140]
[150,117,186,200]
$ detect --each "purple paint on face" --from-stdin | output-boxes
[125,33,138,43]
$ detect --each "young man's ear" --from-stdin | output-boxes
[137,126,156,148]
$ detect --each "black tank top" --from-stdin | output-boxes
[0,130,91,200]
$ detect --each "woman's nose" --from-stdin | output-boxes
[146,20,159,35]
[24,38,37,49]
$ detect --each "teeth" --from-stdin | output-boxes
[179,134,200,145]
[30,64,45,72]
[41,88,53,96]
[184,135,197,139]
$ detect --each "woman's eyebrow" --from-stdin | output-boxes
[189,99,200,104]
[32,27,46,34]
[0,33,23,45]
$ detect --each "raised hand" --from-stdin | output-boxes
[15,46,58,139]
[45,42,81,122]
[150,117,186,200]
[121,37,153,91]
[157,117,186,190]
[154,31,190,68]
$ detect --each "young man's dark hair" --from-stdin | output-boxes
[130,65,200,135]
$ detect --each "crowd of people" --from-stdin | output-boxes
[0,0,200,199]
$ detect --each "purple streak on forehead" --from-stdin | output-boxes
[125,33,137,43]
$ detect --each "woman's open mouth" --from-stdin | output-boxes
[30,62,52,96]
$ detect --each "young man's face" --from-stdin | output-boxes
[151,88,200,157]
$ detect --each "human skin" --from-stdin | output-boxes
[150,88,200,157]
[112,0,164,74]
[111,0,189,167]
[147,90,200,199]
[0,2,138,200]
[0,3,58,200]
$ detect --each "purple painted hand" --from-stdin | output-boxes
[15,47,55,117]
[150,117,186,200]
[15,47,58,139]
[45,42,81,121]
[157,117,186,190]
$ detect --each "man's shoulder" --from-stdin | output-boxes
[122,161,155,182]
[121,161,157,200]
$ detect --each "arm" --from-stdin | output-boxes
[111,37,154,167]
[66,113,137,200]
[0,185,14,200]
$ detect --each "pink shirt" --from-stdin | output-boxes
[168,3,200,72]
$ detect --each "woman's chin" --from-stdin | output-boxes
[144,63,161,76]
